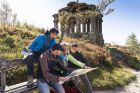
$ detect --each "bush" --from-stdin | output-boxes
[126,57,140,70]
[0,45,10,52]
[5,36,15,48]
[21,31,33,39]
[70,32,83,38]
[6,64,38,86]
[1,51,23,59]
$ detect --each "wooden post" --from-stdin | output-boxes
[0,60,6,93]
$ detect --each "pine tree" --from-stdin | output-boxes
[126,33,140,54]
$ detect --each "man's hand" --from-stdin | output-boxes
[58,76,70,82]
[83,66,91,69]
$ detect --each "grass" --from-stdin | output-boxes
[90,67,135,89]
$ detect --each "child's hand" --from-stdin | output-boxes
[83,66,91,69]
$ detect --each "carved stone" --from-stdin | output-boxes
[76,19,81,33]
[87,20,90,34]
[70,24,75,34]
[53,14,59,29]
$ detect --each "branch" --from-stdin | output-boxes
[104,8,114,15]
[97,0,115,14]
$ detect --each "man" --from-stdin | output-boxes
[37,43,70,93]
[60,42,88,68]
[69,43,94,93]
[23,28,59,87]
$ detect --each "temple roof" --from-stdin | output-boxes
[58,1,96,13]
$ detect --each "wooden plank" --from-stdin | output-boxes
[0,60,7,93]
[0,70,6,93]
[5,79,37,93]
[0,58,23,70]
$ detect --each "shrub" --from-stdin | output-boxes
[126,57,140,70]
[70,32,83,38]
[6,65,38,86]
[5,36,16,48]
[0,45,10,52]
[21,31,33,39]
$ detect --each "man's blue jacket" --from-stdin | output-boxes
[28,34,56,52]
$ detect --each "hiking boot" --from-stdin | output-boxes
[27,76,34,88]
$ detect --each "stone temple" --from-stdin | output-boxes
[53,2,104,46]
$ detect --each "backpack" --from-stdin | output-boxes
[50,80,83,93]
[63,80,83,93]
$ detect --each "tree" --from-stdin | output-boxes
[97,0,115,15]
[59,0,79,43]
[0,1,12,25]
[12,13,17,26]
[126,33,140,54]
[16,21,21,28]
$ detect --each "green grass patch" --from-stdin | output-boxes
[1,52,23,59]
[126,57,140,70]
[88,67,135,89]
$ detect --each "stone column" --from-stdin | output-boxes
[65,26,70,36]
[96,15,104,47]
[98,17,104,46]
[90,16,97,43]
[70,24,75,34]
[87,19,90,34]
[52,14,59,30]
[82,23,86,33]
[76,19,81,33]
[90,16,96,33]
[99,17,103,33]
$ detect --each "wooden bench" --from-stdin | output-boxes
[0,58,57,93]
[0,58,37,93]
[5,80,37,93]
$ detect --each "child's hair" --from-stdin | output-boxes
[60,42,70,47]
[52,43,64,52]
[71,43,78,47]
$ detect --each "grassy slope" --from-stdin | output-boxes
[0,26,138,90]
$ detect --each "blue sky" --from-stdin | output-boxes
[5,0,140,45]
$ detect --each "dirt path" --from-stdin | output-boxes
[94,71,140,93]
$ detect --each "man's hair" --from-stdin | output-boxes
[44,28,59,36]
[50,28,59,34]
[52,43,64,52]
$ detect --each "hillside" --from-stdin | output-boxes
[1,26,140,90]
